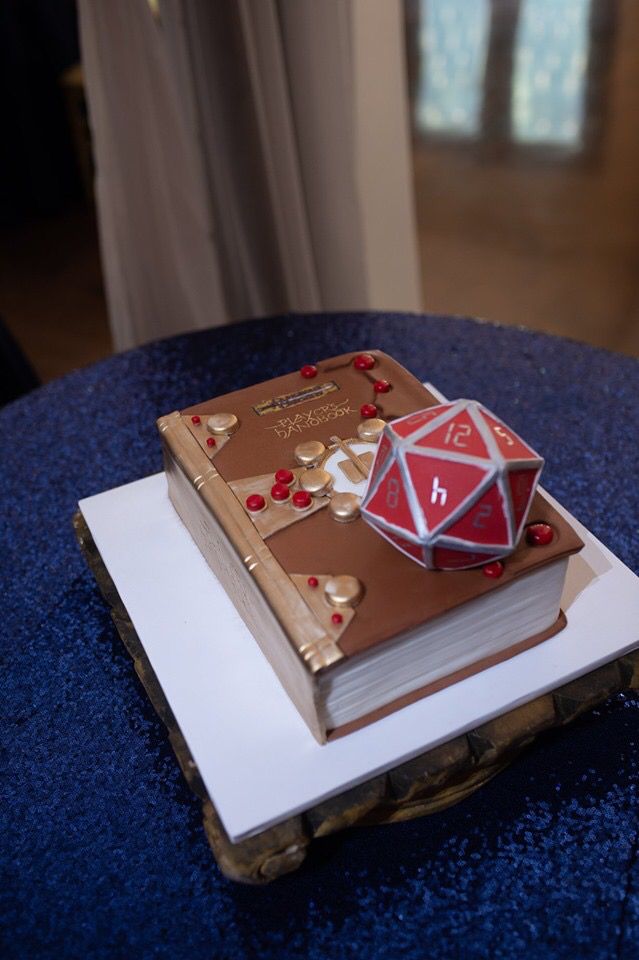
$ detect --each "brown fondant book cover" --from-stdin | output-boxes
[157,350,583,743]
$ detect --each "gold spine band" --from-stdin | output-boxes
[156,412,344,673]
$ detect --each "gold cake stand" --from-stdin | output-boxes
[73,511,639,884]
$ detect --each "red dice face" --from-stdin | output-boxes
[361,399,543,570]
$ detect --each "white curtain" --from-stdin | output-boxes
[79,0,421,351]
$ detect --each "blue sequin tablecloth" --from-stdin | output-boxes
[2,313,639,959]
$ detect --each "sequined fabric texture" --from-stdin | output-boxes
[1,313,638,959]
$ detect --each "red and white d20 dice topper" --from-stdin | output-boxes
[361,400,544,570]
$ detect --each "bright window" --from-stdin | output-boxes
[512,0,591,146]
[416,0,491,137]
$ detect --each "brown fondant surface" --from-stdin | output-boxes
[179,350,583,664]
[182,351,425,481]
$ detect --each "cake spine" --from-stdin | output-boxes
[157,411,344,676]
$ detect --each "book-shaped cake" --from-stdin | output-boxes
[157,351,583,743]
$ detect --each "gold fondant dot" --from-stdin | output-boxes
[207,413,239,435]
[299,467,332,497]
[294,440,326,466]
[329,493,361,523]
[357,418,386,441]
[324,575,363,608]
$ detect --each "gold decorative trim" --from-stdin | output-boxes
[336,453,373,484]
[157,411,181,432]
[254,380,339,416]
[329,493,361,523]
[324,575,363,608]
[184,416,231,460]
[290,575,355,662]
[329,435,371,480]
[156,413,344,672]
[228,469,329,539]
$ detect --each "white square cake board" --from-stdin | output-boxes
[79,473,639,843]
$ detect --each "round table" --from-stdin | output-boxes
[2,313,638,959]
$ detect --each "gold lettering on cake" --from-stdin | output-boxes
[266,400,355,439]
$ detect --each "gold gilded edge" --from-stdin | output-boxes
[156,412,344,672]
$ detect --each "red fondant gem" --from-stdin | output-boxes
[206,437,216,448]
[373,379,391,394]
[353,353,376,370]
[292,490,312,510]
[526,522,554,546]
[307,576,319,588]
[331,612,343,625]
[191,415,201,424]
[483,560,504,579]
[300,364,318,379]
[270,482,291,502]
[360,403,378,419]
[246,494,266,513]
[275,468,295,486]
